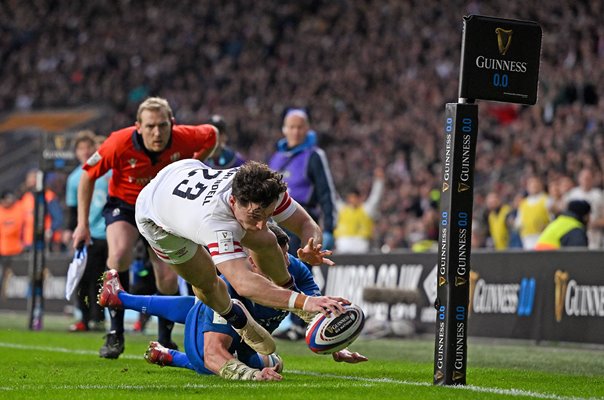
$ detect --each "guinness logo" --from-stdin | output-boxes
[434,370,444,381]
[438,276,447,287]
[554,270,569,322]
[442,182,449,192]
[468,270,479,315]
[495,27,513,55]
[53,135,67,150]
[455,276,467,287]
[452,370,465,381]
[458,182,470,192]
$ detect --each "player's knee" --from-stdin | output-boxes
[193,275,222,296]
[107,254,130,271]
[107,253,132,270]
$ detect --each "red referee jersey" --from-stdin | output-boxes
[84,124,217,205]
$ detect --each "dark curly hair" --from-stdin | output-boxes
[232,161,287,208]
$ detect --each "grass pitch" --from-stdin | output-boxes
[0,311,602,400]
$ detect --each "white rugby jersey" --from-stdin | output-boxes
[136,159,296,265]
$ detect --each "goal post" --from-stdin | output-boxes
[433,15,542,385]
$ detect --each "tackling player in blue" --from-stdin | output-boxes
[98,223,367,381]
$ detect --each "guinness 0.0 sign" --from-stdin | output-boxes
[459,15,542,104]
[41,132,78,171]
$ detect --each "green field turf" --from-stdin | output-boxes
[0,311,602,400]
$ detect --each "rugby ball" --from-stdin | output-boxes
[306,304,365,354]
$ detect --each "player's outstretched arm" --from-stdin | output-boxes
[278,203,334,266]
[217,258,346,316]
[297,237,335,266]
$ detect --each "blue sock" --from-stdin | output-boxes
[117,293,195,324]
[168,350,195,371]
[157,291,179,345]
[221,302,247,329]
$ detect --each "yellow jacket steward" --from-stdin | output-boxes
[535,214,586,250]
[488,204,511,250]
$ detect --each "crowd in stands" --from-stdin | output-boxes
[1,0,603,253]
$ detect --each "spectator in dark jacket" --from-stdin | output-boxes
[268,108,337,253]
[535,200,591,249]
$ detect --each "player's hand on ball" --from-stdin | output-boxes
[332,348,368,363]
[304,296,349,316]
[306,304,365,354]
[255,367,283,381]
[297,237,335,266]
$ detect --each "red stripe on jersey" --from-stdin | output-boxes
[273,192,292,216]
[152,248,170,260]
[207,242,241,249]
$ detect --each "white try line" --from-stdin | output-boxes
[0,342,600,400]
[0,382,373,391]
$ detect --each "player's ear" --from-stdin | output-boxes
[282,125,287,135]
[171,117,176,127]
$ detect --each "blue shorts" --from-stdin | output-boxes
[102,196,136,227]
[184,301,257,375]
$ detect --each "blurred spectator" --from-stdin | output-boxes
[558,175,576,198]
[506,193,525,249]
[19,169,63,252]
[515,176,552,250]
[0,1,603,251]
[410,207,440,252]
[471,217,488,249]
[563,168,604,249]
[548,176,567,217]
[64,131,109,332]
[485,191,512,250]
[268,108,337,253]
[535,200,590,250]
[334,168,385,253]
[203,115,245,169]
[0,189,25,262]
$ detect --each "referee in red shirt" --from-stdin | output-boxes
[72,97,218,359]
